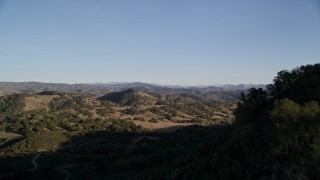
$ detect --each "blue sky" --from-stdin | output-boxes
[0,0,319,85]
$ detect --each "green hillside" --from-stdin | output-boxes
[99,88,157,106]
[0,63,319,179]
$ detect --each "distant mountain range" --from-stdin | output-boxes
[0,82,266,101]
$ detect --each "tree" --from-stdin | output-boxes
[271,98,301,121]
[235,88,269,125]
[268,63,320,104]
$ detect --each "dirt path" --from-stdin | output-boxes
[132,120,195,132]
[56,164,77,180]
[0,172,14,179]
[30,154,41,172]
[131,136,160,144]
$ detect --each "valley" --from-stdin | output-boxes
[0,86,237,179]
[0,63,319,180]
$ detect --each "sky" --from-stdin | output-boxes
[0,0,319,85]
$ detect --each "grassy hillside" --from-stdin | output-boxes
[0,63,318,179]
[0,89,235,136]
[99,88,157,106]
[0,88,21,97]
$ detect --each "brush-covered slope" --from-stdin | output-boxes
[99,88,157,106]
[0,88,21,97]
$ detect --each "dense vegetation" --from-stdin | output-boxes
[99,88,156,106]
[0,63,319,179]
[230,63,320,179]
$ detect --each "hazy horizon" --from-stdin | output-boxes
[1,0,319,85]
[0,81,267,87]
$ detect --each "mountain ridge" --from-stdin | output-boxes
[0,81,266,101]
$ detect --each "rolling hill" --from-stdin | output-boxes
[99,88,157,106]
[0,81,266,101]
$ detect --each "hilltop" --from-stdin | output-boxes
[99,88,157,106]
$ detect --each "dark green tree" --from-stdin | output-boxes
[268,63,320,104]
